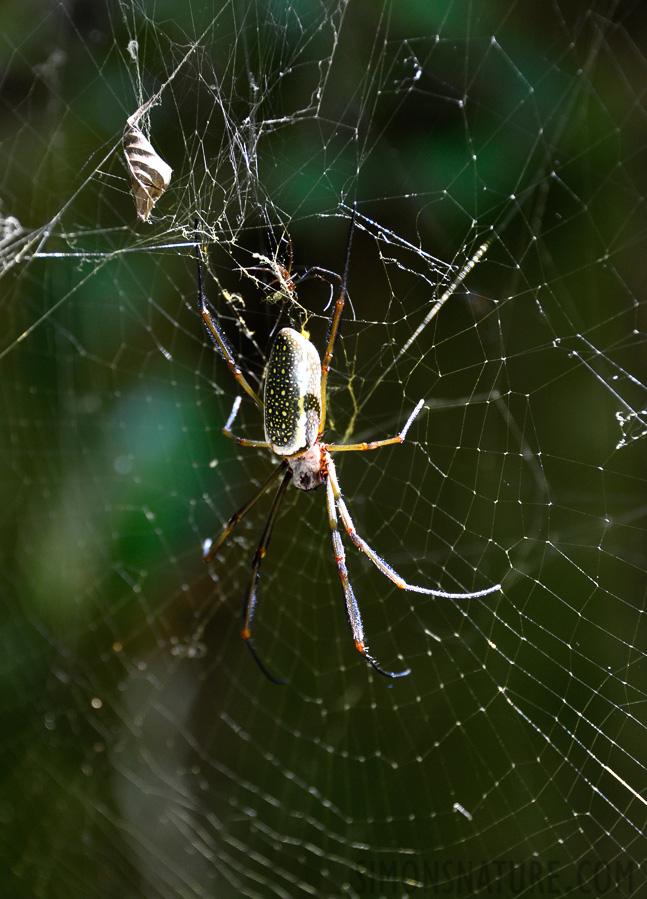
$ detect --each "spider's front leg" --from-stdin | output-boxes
[195,237,263,410]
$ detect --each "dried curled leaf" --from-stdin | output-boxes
[123,115,172,222]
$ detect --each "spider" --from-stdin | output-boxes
[242,231,342,324]
[197,204,501,683]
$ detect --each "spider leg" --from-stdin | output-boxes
[319,202,357,437]
[291,266,341,314]
[292,264,341,301]
[327,399,426,453]
[221,396,271,448]
[294,265,341,285]
[240,467,293,684]
[196,238,264,410]
[244,634,286,685]
[203,460,288,564]
[326,457,501,599]
[324,457,410,678]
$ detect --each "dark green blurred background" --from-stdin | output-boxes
[1,1,646,896]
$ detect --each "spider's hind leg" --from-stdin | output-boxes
[239,467,293,684]
[203,461,286,564]
[324,455,411,679]
[243,633,287,685]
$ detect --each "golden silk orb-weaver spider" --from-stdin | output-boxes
[198,204,501,683]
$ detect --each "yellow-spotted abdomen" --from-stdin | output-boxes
[264,327,322,457]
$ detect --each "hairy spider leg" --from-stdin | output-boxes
[196,240,264,411]
[220,396,271,449]
[240,468,294,684]
[326,457,501,600]
[324,463,410,678]
[326,399,426,454]
[203,460,287,564]
[319,202,357,438]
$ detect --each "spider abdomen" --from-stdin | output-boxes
[264,327,322,457]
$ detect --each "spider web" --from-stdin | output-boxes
[1,0,646,896]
